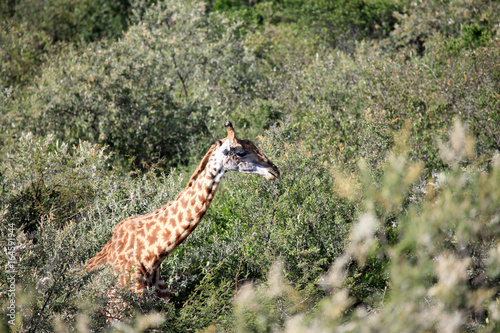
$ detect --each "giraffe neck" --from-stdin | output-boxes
[173,141,227,223]
[154,140,230,259]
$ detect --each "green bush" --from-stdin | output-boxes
[0,133,185,331]
[0,20,51,87]
[1,133,110,233]
[391,0,500,53]
[2,0,266,170]
[4,0,130,43]
[230,122,500,332]
[213,0,402,51]
[1,0,499,331]
[0,0,132,88]
[356,36,500,171]
[242,27,499,173]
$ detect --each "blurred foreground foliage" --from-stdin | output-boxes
[1,0,499,332]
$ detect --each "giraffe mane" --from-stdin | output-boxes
[189,143,217,182]
[174,143,218,200]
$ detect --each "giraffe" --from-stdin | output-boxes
[86,121,280,299]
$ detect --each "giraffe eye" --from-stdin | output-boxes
[236,150,247,157]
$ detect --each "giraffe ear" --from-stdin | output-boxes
[216,139,231,155]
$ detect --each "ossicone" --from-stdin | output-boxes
[225,121,237,141]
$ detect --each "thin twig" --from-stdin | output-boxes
[172,52,188,98]
[235,252,245,292]
[29,264,68,333]
[421,62,437,80]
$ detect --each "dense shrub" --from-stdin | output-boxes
[0,0,131,88]
[391,0,500,53]
[213,0,402,51]
[2,0,130,43]
[1,134,110,233]
[2,0,266,170]
[232,122,500,332]
[357,37,500,171]
[241,28,500,173]
[0,134,185,331]
[0,20,52,88]
[1,0,499,331]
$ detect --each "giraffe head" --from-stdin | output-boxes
[218,121,280,180]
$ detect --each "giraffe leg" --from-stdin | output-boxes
[130,266,148,297]
[153,268,171,300]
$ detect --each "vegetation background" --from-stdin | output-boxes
[1,0,499,331]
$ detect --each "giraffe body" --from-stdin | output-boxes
[86,122,279,298]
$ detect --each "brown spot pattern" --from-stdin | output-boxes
[186,210,193,222]
[162,230,171,242]
[147,233,157,245]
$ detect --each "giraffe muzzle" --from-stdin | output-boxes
[238,161,280,180]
